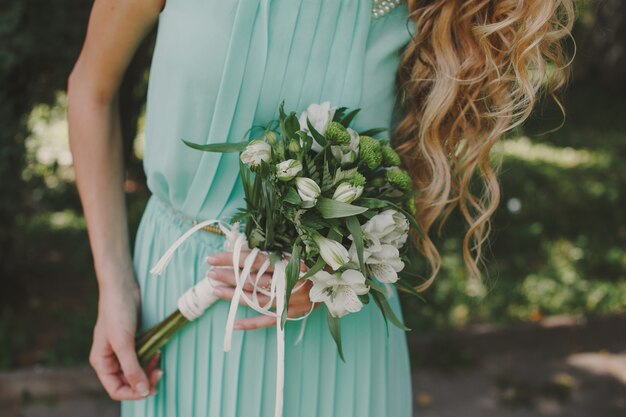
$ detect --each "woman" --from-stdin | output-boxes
[67,0,574,416]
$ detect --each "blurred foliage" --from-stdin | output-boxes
[0,0,154,310]
[0,0,625,369]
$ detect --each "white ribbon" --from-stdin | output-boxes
[150,219,316,417]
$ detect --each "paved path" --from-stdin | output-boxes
[1,315,625,417]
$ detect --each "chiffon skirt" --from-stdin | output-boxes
[120,193,414,417]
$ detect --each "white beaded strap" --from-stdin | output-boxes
[372,0,403,18]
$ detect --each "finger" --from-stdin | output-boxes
[147,367,163,394]
[207,269,273,292]
[212,286,273,306]
[142,350,161,375]
[89,340,127,399]
[92,354,149,401]
[233,315,277,330]
[205,251,274,271]
[114,339,151,397]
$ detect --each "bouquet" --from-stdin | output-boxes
[138,101,424,417]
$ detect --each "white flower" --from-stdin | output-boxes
[275,159,302,181]
[347,209,409,283]
[332,182,363,204]
[362,209,409,249]
[298,101,336,152]
[309,269,370,318]
[240,140,271,167]
[295,177,321,204]
[313,233,350,271]
[351,243,405,283]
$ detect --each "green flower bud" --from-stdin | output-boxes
[264,131,278,145]
[349,172,366,187]
[386,167,413,192]
[407,196,417,215]
[325,121,352,146]
[359,136,383,170]
[288,139,301,153]
[295,177,321,203]
[332,182,364,204]
[381,145,401,167]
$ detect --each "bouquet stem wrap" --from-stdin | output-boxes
[148,218,313,417]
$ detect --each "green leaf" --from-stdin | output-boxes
[301,256,325,280]
[332,106,348,122]
[340,108,361,127]
[370,292,390,337]
[365,277,387,294]
[284,188,302,205]
[282,242,301,328]
[370,289,411,332]
[306,118,327,147]
[326,310,346,362]
[181,139,248,153]
[346,216,365,273]
[358,127,387,137]
[300,200,316,209]
[285,112,300,139]
[316,197,368,219]
[321,156,333,192]
[356,197,389,209]
[394,279,427,301]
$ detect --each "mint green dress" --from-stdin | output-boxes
[122,1,415,416]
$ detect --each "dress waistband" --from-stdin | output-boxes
[150,194,226,236]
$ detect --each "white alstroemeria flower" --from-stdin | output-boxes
[352,243,405,283]
[309,269,370,318]
[295,177,321,204]
[298,101,336,152]
[275,159,302,181]
[313,233,350,271]
[362,209,409,249]
[332,182,364,204]
[240,140,271,167]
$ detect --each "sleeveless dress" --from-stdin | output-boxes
[121,1,416,416]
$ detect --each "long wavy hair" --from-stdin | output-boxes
[394,0,576,290]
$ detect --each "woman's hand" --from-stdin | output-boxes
[205,252,321,330]
[89,278,162,400]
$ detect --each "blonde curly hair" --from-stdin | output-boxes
[393,0,576,290]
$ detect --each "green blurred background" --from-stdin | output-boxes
[0,0,624,391]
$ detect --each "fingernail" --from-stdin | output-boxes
[233,323,243,330]
[136,382,150,397]
[205,255,218,264]
[206,269,217,278]
[155,370,164,382]
[212,287,224,296]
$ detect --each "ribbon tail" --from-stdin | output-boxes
[274,260,287,417]
[294,315,308,346]
[223,237,259,352]
[149,219,221,275]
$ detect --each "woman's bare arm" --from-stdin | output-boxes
[67,0,164,401]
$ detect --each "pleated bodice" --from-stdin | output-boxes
[142,0,415,220]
